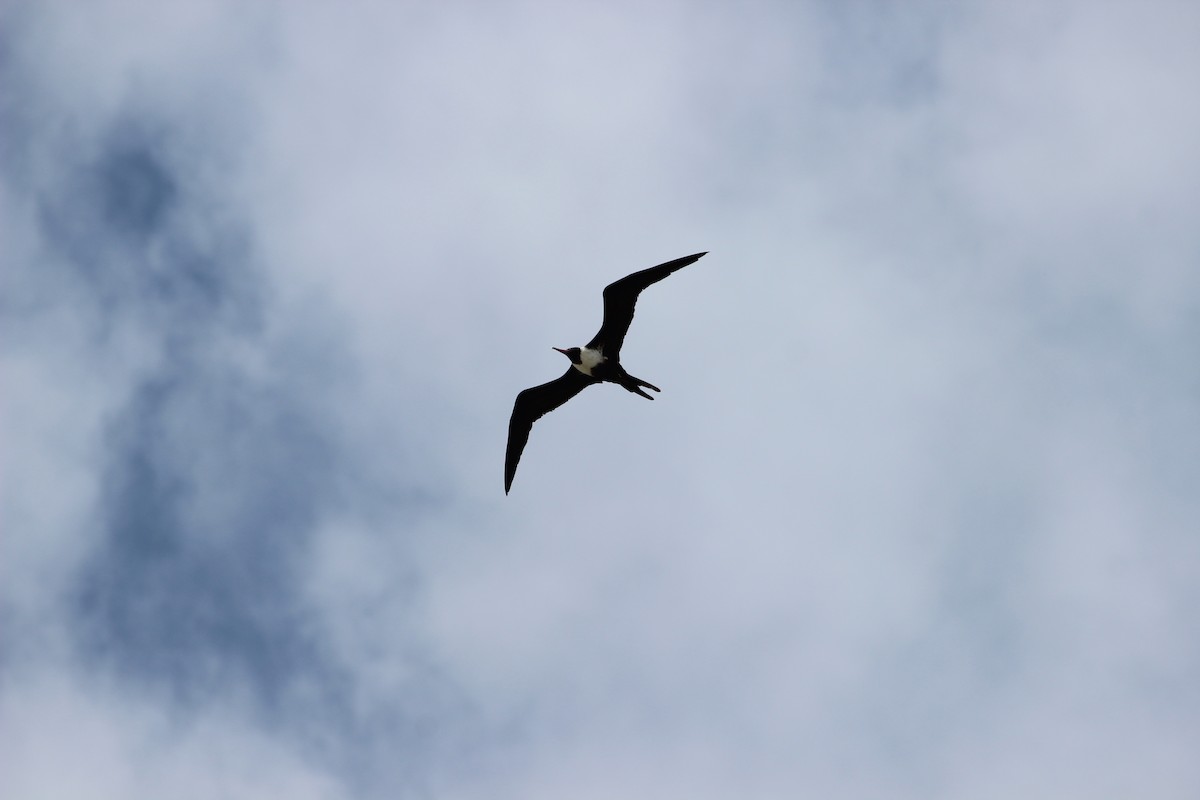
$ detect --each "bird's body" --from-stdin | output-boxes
[505,252,706,493]
[573,346,607,376]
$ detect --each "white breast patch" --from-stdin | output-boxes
[576,346,606,375]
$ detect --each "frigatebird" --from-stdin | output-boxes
[505,252,706,493]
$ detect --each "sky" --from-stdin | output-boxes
[2,1,1199,797]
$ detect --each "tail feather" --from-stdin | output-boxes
[622,374,660,400]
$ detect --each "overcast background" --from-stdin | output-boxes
[3,1,1199,797]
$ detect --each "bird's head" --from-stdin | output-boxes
[553,346,582,365]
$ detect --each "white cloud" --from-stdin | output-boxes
[3,0,1198,797]
[0,668,342,800]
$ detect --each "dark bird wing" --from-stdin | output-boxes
[585,252,706,357]
[506,367,598,493]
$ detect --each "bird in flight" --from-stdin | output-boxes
[505,252,706,493]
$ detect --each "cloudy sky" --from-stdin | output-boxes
[3,1,1199,797]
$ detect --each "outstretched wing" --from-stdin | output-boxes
[585,252,706,357]
[505,367,598,493]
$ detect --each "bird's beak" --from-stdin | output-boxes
[552,347,568,356]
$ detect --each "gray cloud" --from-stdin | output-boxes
[3,1,1199,798]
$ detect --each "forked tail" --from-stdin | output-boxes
[621,374,661,400]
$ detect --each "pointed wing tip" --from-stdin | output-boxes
[504,463,516,494]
